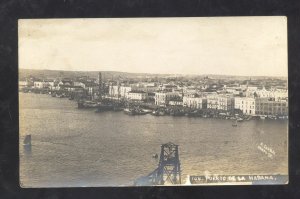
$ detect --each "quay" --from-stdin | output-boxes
[19,71,288,121]
[19,87,288,121]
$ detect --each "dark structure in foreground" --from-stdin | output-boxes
[134,142,181,186]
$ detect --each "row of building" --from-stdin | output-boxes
[108,85,288,116]
[19,77,288,116]
[19,78,99,96]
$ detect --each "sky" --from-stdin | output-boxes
[18,17,287,76]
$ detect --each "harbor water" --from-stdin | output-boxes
[19,93,288,187]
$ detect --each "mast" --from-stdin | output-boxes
[117,80,120,102]
[98,72,102,101]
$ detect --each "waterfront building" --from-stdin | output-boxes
[109,85,119,97]
[59,85,84,92]
[217,95,235,111]
[207,94,219,110]
[34,81,48,89]
[120,86,132,98]
[169,100,183,106]
[234,97,256,115]
[183,96,207,109]
[255,98,288,116]
[126,91,148,101]
[154,92,179,106]
[19,79,34,88]
[207,94,234,111]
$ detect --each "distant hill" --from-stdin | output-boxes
[19,68,287,81]
[19,69,167,80]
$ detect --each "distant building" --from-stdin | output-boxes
[60,85,84,92]
[234,97,256,115]
[58,80,72,86]
[34,81,48,89]
[126,91,148,101]
[19,79,33,88]
[161,84,178,92]
[73,81,86,88]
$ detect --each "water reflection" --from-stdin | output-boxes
[23,144,32,155]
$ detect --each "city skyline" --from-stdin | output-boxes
[19,17,287,77]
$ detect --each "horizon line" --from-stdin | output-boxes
[19,68,288,78]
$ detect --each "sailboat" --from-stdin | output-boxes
[23,135,31,146]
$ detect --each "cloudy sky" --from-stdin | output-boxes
[19,17,287,76]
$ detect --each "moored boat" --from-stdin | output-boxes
[237,118,243,122]
[78,100,99,109]
[124,108,135,115]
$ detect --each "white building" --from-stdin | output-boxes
[207,94,234,111]
[19,79,33,88]
[183,96,207,109]
[217,95,235,111]
[108,85,132,98]
[120,86,132,98]
[154,92,179,106]
[126,91,148,101]
[234,97,256,115]
[34,81,48,89]
[109,85,119,97]
[207,94,219,109]
[169,100,183,106]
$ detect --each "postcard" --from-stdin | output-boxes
[19,17,288,187]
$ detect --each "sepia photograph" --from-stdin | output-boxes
[18,17,288,187]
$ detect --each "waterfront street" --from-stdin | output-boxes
[19,92,288,187]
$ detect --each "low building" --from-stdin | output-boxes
[234,97,256,115]
[126,91,148,101]
[255,98,288,116]
[60,85,85,92]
